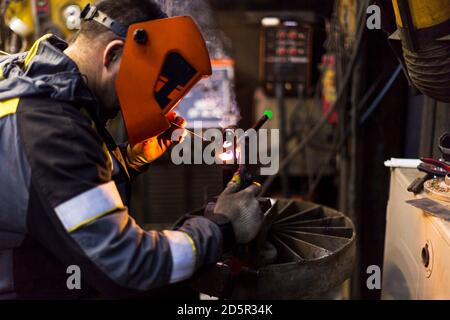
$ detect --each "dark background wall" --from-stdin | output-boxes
[211,1,334,129]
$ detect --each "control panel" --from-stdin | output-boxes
[260,20,313,96]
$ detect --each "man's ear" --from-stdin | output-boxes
[103,40,124,68]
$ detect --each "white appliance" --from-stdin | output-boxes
[382,168,450,299]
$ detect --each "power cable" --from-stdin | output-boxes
[359,64,403,125]
[306,64,404,197]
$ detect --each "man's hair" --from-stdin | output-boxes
[77,0,167,40]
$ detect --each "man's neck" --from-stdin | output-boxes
[63,45,111,125]
[63,45,99,96]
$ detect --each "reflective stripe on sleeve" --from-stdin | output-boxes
[54,181,124,233]
[163,230,197,283]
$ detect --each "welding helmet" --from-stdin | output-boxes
[80,4,212,145]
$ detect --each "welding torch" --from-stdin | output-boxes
[170,110,273,191]
[237,111,273,191]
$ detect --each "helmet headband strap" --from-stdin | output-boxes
[80,4,128,38]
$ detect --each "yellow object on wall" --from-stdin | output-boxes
[50,0,90,38]
[5,0,34,37]
[392,0,450,29]
[337,0,357,50]
[5,0,90,43]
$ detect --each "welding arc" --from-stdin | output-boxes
[260,1,371,196]
[170,121,207,141]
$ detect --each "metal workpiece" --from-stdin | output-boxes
[190,199,356,299]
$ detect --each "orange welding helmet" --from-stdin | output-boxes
[80,4,212,145]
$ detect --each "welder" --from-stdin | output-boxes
[0,0,263,299]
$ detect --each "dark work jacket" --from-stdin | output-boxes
[0,35,224,299]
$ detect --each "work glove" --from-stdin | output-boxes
[213,177,263,244]
[126,112,187,169]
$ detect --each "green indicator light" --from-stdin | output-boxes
[264,110,273,120]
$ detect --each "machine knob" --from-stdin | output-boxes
[276,47,286,56]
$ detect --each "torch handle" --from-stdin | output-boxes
[238,135,254,190]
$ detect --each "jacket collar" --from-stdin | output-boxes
[0,34,107,125]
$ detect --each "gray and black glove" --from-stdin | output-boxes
[213,179,263,244]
